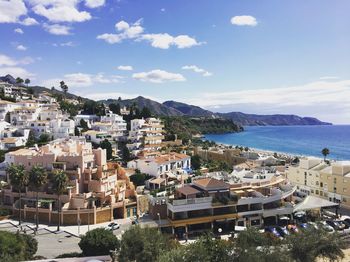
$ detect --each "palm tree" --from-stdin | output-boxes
[24,78,30,87]
[29,165,47,231]
[51,170,68,231]
[16,77,24,85]
[322,148,330,161]
[7,164,28,225]
[60,81,68,99]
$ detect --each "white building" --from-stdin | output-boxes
[127,118,164,156]
[0,120,30,150]
[127,152,191,177]
[92,112,127,141]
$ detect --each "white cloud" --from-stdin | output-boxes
[161,8,165,12]
[85,0,105,8]
[141,33,201,49]
[0,54,34,66]
[16,44,27,51]
[319,76,339,80]
[117,65,133,71]
[14,28,24,34]
[97,19,203,49]
[0,66,34,78]
[29,0,91,23]
[43,23,72,35]
[53,41,76,47]
[0,53,35,78]
[42,72,123,88]
[184,79,350,124]
[0,0,27,23]
[231,15,258,26]
[132,69,186,83]
[96,33,122,44]
[20,17,39,26]
[182,65,212,77]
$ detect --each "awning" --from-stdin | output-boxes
[293,196,339,212]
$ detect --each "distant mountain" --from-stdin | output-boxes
[102,96,184,116]
[218,112,332,126]
[163,100,215,117]
[100,96,331,126]
[0,74,21,85]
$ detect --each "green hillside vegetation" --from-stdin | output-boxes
[162,116,243,141]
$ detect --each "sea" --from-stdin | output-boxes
[204,125,350,160]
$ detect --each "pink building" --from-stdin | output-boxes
[2,138,137,225]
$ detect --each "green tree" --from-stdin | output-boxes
[29,165,47,230]
[0,231,38,261]
[25,130,36,147]
[122,146,131,162]
[79,119,89,131]
[74,126,80,136]
[287,227,344,262]
[321,148,330,161]
[24,78,30,87]
[140,107,152,118]
[38,133,51,144]
[60,81,68,99]
[79,228,120,256]
[16,77,24,85]
[159,233,233,262]
[7,164,28,225]
[51,170,68,231]
[119,226,173,262]
[191,155,201,170]
[129,170,152,186]
[109,103,121,114]
[100,139,113,160]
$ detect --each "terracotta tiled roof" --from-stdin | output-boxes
[177,185,200,195]
[193,178,230,190]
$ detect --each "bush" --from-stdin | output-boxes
[56,252,83,258]
[79,228,120,256]
[0,231,38,261]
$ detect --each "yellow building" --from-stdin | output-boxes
[286,158,350,207]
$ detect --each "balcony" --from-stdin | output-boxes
[167,197,212,213]
[237,186,296,205]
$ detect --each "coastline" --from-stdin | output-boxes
[204,125,350,161]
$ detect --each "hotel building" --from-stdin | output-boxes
[286,157,350,207]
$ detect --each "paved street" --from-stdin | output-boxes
[0,217,137,258]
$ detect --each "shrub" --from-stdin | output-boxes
[79,228,120,256]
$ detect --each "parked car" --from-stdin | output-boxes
[265,227,282,239]
[326,220,344,231]
[276,226,290,237]
[320,221,335,233]
[106,222,120,231]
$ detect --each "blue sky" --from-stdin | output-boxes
[0,0,350,124]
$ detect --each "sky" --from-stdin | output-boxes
[0,0,350,124]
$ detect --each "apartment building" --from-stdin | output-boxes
[127,152,191,177]
[91,112,127,141]
[286,157,350,207]
[0,120,30,150]
[127,118,165,156]
[1,138,137,225]
[149,171,296,237]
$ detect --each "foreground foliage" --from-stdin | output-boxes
[79,228,120,256]
[0,231,38,262]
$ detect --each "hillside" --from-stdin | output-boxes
[161,116,243,140]
[163,100,215,117]
[102,96,183,116]
[219,112,332,126]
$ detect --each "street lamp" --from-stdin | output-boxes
[157,212,161,231]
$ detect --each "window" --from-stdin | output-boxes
[311,189,314,193]
[320,182,323,187]
[315,190,319,195]
[316,181,319,186]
